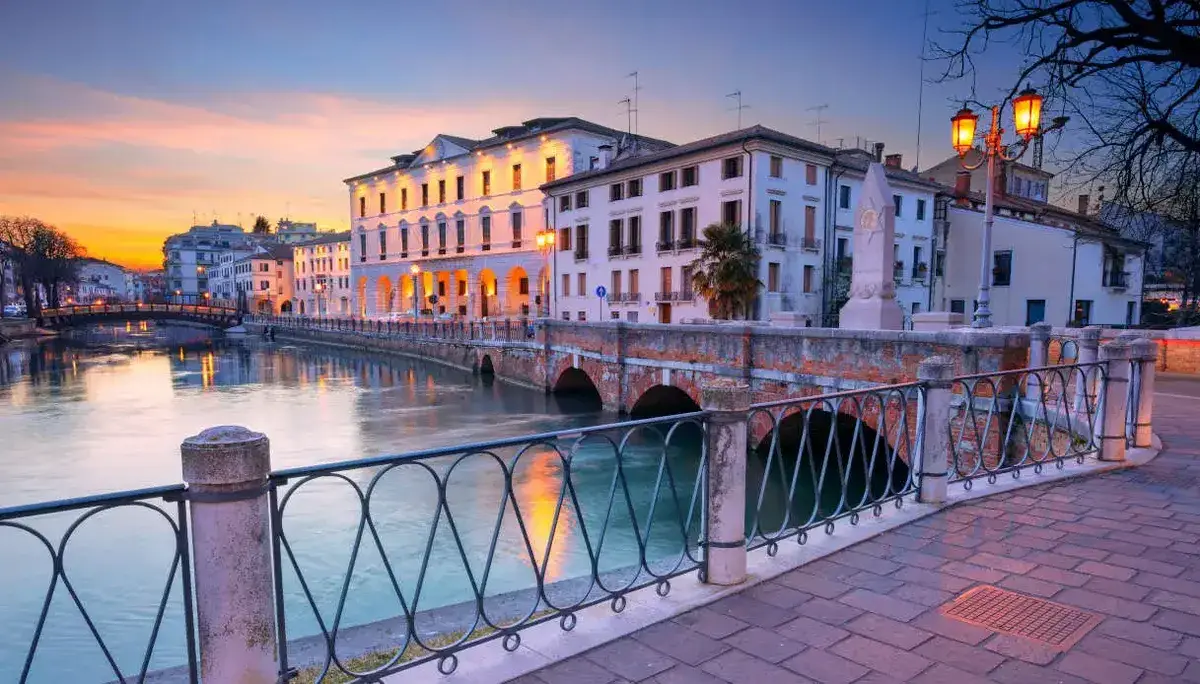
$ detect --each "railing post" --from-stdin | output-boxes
[1074,326,1102,414]
[1097,340,1132,462]
[700,380,750,586]
[917,356,955,504]
[1131,338,1158,448]
[1026,322,1052,402]
[181,426,277,684]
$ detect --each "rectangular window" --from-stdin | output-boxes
[912,245,923,277]
[562,274,570,297]
[518,277,529,295]
[836,237,848,261]
[628,215,641,252]
[359,196,366,217]
[916,198,927,221]
[562,311,571,321]
[659,171,676,191]
[379,192,387,214]
[379,230,387,258]
[659,211,674,247]
[609,219,623,253]
[421,183,429,207]
[769,200,782,236]
[578,273,586,296]
[681,207,696,243]
[481,215,491,250]
[455,176,464,201]
[575,224,588,258]
[722,200,741,226]
[935,251,945,277]
[839,185,851,209]
[559,195,571,212]
[893,194,903,217]
[611,270,621,296]
[912,302,921,315]
[437,221,447,253]
[401,188,408,211]
[682,264,694,298]
[768,262,780,292]
[722,156,743,179]
[545,157,556,183]
[420,224,429,255]
[660,266,673,294]
[559,226,571,251]
[681,166,698,187]
[1026,299,1047,326]
[1074,299,1093,326]
[628,178,642,197]
[455,219,465,250]
[511,211,523,246]
[578,310,587,322]
[401,227,409,255]
[804,205,816,240]
[950,299,965,314]
[610,183,624,201]
[806,164,818,185]
[769,156,783,178]
[992,250,1012,287]
[512,164,522,191]
[481,170,491,196]
[576,190,589,208]
[1127,301,1137,326]
[803,265,814,293]
[629,269,639,297]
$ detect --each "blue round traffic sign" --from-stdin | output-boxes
[596,285,607,298]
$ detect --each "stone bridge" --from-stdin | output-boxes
[39,303,242,329]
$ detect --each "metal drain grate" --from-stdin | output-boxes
[941,585,1102,650]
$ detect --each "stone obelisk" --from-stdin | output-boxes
[839,162,904,330]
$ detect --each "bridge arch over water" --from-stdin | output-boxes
[38,304,242,329]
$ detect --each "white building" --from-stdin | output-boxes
[293,231,352,316]
[541,126,939,325]
[163,222,262,302]
[346,117,671,320]
[933,170,1147,327]
[75,258,131,302]
[232,244,294,314]
[275,220,321,245]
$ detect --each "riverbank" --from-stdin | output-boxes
[0,318,51,343]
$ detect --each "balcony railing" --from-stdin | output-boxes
[606,292,623,304]
[656,240,674,253]
[1105,271,1129,289]
[800,236,820,252]
[912,263,929,281]
[624,243,642,256]
[456,245,465,254]
[622,292,641,302]
[894,262,905,281]
[677,236,697,250]
[768,232,787,248]
[655,291,679,302]
[512,240,523,249]
[608,245,623,257]
[574,249,588,261]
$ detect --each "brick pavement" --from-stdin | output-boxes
[513,392,1200,683]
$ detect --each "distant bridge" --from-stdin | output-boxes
[38,303,242,329]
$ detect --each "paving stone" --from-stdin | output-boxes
[707,595,796,629]
[939,560,1008,584]
[844,613,933,650]
[1055,651,1143,684]
[908,663,995,684]
[872,532,932,551]
[776,615,850,649]
[890,550,955,570]
[698,648,812,684]
[980,536,1057,554]
[585,638,677,682]
[1024,549,1085,570]
[1105,553,1185,577]
[910,611,994,646]
[536,655,624,684]
[913,635,1004,675]
[799,596,864,626]
[1075,633,1188,676]
[632,621,729,666]
[829,635,933,680]
[1011,523,1069,541]
[1075,560,1137,581]
[1056,588,1158,620]
[984,633,1060,665]
[998,574,1064,598]
[1029,566,1091,587]
[965,551,1037,574]
[774,571,853,600]
[889,583,954,607]
[1094,616,1182,651]
[1180,636,1200,658]
[1148,589,1200,617]
[1058,543,1111,561]
[1137,572,1200,602]
[1082,577,1150,601]
[647,664,726,684]
[913,542,975,561]
[852,672,905,684]
[671,607,748,639]
[837,589,926,622]
[824,549,902,575]
[781,647,868,684]
[722,626,807,664]
[744,582,811,609]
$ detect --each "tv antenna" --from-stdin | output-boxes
[914,0,933,170]
[627,71,641,137]
[726,90,750,129]
[807,104,830,144]
[618,97,634,138]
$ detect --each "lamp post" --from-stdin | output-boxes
[314,281,324,317]
[535,229,556,317]
[410,263,420,319]
[950,86,1065,328]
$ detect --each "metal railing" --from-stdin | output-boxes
[948,363,1105,486]
[0,485,198,684]
[254,314,541,343]
[268,414,707,681]
[1048,335,1080,365]
[745,383,921,553]
[41,303,239,318]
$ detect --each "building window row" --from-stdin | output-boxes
[356,155,561,218]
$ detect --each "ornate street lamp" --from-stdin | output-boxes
[950,86,1066,328]
[535,229,556,317]
[410,263,420,318]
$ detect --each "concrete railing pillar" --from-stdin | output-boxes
[1026,322,1052,402]
[1073,326,1102,414]
[1097,341,1132,462]
[1131,338,1158,448]
[917,356,955,504]
[701,380,750,586]
[181,426,277,684]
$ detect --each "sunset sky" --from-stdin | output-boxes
[0,0,1025,270]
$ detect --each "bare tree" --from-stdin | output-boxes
[0,216,85,314]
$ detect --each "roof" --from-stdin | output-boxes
[293,230,351,248]
[922,150,1055,180]
[947,188,1149,250]
[540,124,836,191]
[344,117,674,184]
[832,150,943,192]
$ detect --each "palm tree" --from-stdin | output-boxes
[689,223,761,320]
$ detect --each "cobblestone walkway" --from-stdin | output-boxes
[514,391,1200,684]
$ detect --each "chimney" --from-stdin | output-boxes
[884,153,902,169]
[992,163,1007,199]
[873,142,885,163]
[598,143,613,170]
[1077,194,1090,215]
[954,170,972,198]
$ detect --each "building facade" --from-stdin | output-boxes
[346,117,670,320]
[275,220,321,244]
[75,258,131,302]
[292,231,352,316]
[233,245,294,314]
[163,222,261,302]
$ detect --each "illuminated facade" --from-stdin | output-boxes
[346,117,670,319]
[292,231,352,316]
[233,244,294,315]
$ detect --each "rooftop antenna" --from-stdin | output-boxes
[192,210,197,227]
[914,0,933,170]
[618,97,633,138]
[627,71,641,138]
[807,104,830,144]
[726,90,750,129]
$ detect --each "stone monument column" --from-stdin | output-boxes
[839,162,904,330]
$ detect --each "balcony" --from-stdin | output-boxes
[1105,271,1129,290]
[624,243,642,256]
[680,288,695,300]
[622,292,641,302]
[655,291,679,302]
[512,240,522,249]
[437,247,447,255]
[455,245,465,254]
[606,292,623,304]
[421,249,430,257]
[800,236,820,252]
[767,232,787,248]
[608,245,624,258]
[400,251,409,259]
[574,249,589,262]
[482,242,491,252]
[912,263,929,282]
[837,256,853,274]
[656,240,674,253]
[677,236,697,250]
[894,262,906,282]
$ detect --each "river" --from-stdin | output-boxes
[0,323,710,683]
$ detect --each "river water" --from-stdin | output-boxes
[0,323,710,683]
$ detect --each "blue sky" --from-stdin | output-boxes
[0,0,1025,267]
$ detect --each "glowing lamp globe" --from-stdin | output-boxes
[950,107,978,156]
[1012,87,1043,139]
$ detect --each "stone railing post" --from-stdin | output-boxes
[1131,338,1158,448]
[917,356,955,504]
[1097,341,1132,462]
[1073,326,1102,414]
[1026,322,1052,402]
[181,426,277,684]
[701,380,750,586]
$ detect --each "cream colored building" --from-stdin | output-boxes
[293,231,352,316]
